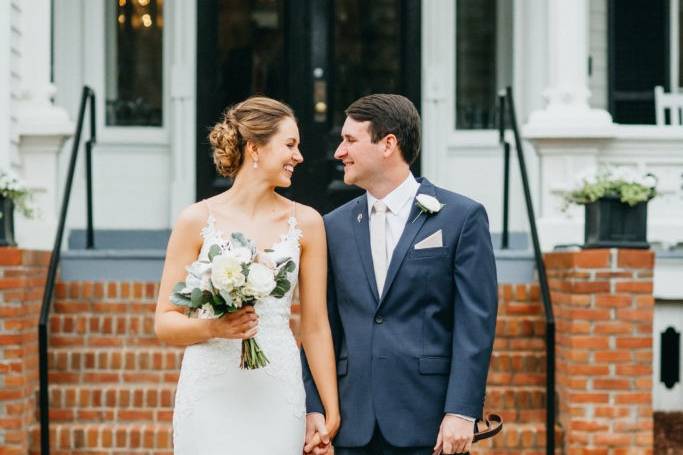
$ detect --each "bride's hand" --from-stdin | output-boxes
[325,413,340,440]
[207,306,259,340]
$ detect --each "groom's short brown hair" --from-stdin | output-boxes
[345,94,421,165]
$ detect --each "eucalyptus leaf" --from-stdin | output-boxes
[172,281,187,295]
[190,288,204,308]
[231,232,249,248]
[170,293,192,307]
[208,245,222,261]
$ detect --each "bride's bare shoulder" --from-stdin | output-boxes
[291,201,324,233]
[173,200,210,235]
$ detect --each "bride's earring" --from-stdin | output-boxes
[252,160,258,169]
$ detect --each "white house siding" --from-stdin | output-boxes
[589,0,608,111]
[7,1,22,167]
[0,3,10,167]
[54,0,172,230]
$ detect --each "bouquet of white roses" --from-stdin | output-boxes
[171,232,296,369]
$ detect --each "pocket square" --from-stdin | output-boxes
[414,230,443,249]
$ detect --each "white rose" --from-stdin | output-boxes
[244,262,276,298]
[211,255,246,291]
[415,194,443,213]
[229,246,253,264]
[184,261,212,292]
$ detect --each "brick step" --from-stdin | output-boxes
[493,335,547,351]
[49,384,175,423]
[471,422,563,453]
[483,385,549,423]
[495,316,547,339]
[48,348,184,374]
[28,421,561,454]
[490,351,546,373]
[49,312,157,338]
[28,422,172,454]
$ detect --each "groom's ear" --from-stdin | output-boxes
[382,133,399,158]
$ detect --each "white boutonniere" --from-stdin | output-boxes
[412,194,444,223]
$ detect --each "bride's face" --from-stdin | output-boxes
[257,117,303,188]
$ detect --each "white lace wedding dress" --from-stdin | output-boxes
[172,210,306,454]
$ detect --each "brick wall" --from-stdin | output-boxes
[0,247,658,454]
[0,248,50,455]
[545,249,654,455]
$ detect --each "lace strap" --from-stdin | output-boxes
[200,199,216,239]
[287,201,302,241]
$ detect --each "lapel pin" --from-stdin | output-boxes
[357,213,363,223]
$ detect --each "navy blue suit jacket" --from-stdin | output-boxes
[302,178,498,448]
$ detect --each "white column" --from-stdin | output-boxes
[525,0,613,137]
[523,0,616,250]
[14,0,73,249]
[169,0,197,222]
[15,0,72,135]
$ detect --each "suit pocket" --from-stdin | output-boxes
[337,358,348,376]
[407,246,448,260]
[418,356,450,375]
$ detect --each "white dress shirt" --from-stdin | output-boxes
[366,173,475,424]
[367,173,420,262]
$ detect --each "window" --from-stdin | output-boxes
[105,0,164,127]
[455,0,512,130]
[608,0,668,124]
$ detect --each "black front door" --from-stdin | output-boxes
[196,0,421,213]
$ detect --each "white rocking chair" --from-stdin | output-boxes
[655,85,683,126]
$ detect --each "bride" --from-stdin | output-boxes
[154,97,339,454]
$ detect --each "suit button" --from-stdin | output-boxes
[374,315,384,324]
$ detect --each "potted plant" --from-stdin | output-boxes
[563,166,657,249]
[0,168,34,247]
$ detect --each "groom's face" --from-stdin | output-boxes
[334,117,384,190]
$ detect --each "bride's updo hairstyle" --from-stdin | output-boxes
[209,97,295,178]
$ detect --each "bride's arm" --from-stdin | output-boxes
[154,203,258,346]
[298,206,340,436]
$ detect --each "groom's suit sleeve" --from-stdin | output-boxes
[445,203,498,418]
[301,235,342,415]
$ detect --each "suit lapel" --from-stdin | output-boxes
[379,179,437,304]
[351,196,380,303]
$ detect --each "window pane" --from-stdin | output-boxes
[106,0,164,127]
[455,0,511,129]
[333,0,402,126]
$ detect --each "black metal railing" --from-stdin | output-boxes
[498,87,556,454]
[38,86,97,454]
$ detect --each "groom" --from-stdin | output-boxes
[302,94,498,454]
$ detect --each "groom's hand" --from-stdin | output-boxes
[304,412,331,454]
[433,414,474,454]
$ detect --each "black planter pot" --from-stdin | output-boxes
[584,196,649,249]
[0,196,17,247]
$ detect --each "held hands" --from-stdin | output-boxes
[303,412,340,455]
[208,306,259,340]
[433,414,474,455]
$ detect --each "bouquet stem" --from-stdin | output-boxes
[240,338,269,369]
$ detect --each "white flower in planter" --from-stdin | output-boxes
[0,168,34,219]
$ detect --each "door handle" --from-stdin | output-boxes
[313,76,327,123]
